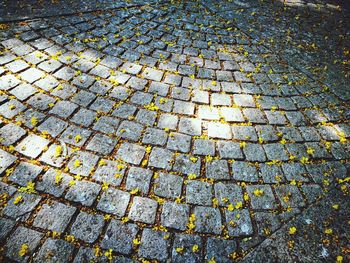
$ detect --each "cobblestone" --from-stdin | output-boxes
[0,1,349,261]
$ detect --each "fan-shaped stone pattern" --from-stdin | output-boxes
[0,0,349,262]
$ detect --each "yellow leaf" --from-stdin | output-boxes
[289,226,297,235]
[14,195,23,205]
[18,244,29,257]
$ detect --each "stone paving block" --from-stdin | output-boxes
[136,109,157,126]
[68,151,99,176]
[0,99,26,119]
[225,209,253,236]
[173,100,194,115]
[172,234,203,263]
[167,132,191,153]
[37,116,68,137]
[186,180,213,206]
[0,74,21,90]
[233,94,255,107]
[19,68,45,83]
[172,86,191,101]
[275,185,306,208]
[263,143,289,161]
[38,59,62,73]
[70,108,97,127]
[232,126,257,141]
[86,133,117,155]
[15,134,50,158]
[193,206,222,234]
[71,90,96,107]
[116,142,146,165]
[27,93,56,111]
[148,147,173,169]
[206,160,230,180]
[304,142,332,159]
[65,180,101,206]
[331,142,350,160]
[0,181,17,196]
[179,117,202,136]
[265,110,287,125]
[173,154,201,175]
[206,238,237,263]
[49,100,78,118]
[0,218,16,240]
[70,211,105,243]
[305,163,332,184]
[90,97,114,113]
[129,196,158,224]
[281,163,309,182]
[285,143,308,161]
[142,67,163,81]
[92,159,125,186]
[10,83,37,101]
[217,141,244,159]
[93,116,120,134]
[0,123,26,146]
[158,113,178,130]
[255,125,279,142]
[60,125,92,147]
[142,127,168,146]
[243,108,266,124]
[39,143,68,168]
[193,139,215,156]
[214,182,243,207]
[198,106,220,120]
[16,108,45,129]
[117,120,143,141]
[208,122,232,139]
[33,201,76,233]
[34,238,74,263]
[101,220,138,255]
[232,161,259,182]
[301,184,323,203]
[254,211,281,237]
[73,247,126,263]
[259,164,285,183]
[130,91,153,105]
[4,226,43,262]
[243,143,267,162]
[154,172,183,199]
[138,228,170,261]
[97,188,130,217]
[246,185,277,209]
[9,161,42,186]
[36,168,72,197]
[126,167,153,194]
[4,193,41,221]
[220,107,245,122]
[161,202,189,231]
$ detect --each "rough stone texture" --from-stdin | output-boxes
[4,226,43,262]
[129,196,158,224]
[0,0,349,261]
[65,180,101,206]
[97,188,130,217]
[101,219,138,255]
[70,211,105,243]
[33,201,76,233]
[33,238,75,263]
[161,202,189,231]
[138,228,170,261]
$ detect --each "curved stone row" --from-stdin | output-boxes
[0,1,349,262]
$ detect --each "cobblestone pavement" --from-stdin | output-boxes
[0,0,349,262]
